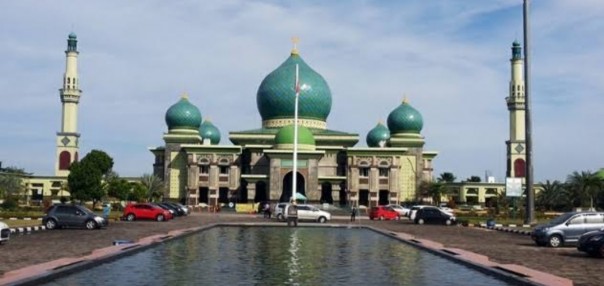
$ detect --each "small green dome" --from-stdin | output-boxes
[165,96,202,131]
[387,100,423,134]
[274,124,315,150]
[199,120,221,144]
[366,122,390,147]
[69,32,77,39]
[512,40,520,47]
[257,52,332,124]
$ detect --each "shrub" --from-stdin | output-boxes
[1,197,18,210]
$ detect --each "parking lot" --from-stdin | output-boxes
[1,213,601,286]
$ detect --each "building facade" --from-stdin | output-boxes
[150,46,438,208]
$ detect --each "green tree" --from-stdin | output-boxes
[465,176,481,182]
[128,182,148,202]
[141,174,165,202]
[67,150,114,208]
[566,171,600,210]
[0,166,27,202]
[106,178,132,201]
[68,161,104,205]
[535,180,567,211]
[84,150,114,175]
[437,172,456,183]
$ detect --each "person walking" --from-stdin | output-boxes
[350,206,357,222]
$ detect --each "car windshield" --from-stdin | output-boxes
[548,213,576,225]
[78,206,95,215]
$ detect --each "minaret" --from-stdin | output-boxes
[506,41,526,180]
[55,32,82,176]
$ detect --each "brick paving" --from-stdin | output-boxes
[1,212,601,286]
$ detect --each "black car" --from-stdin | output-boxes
[163,202,188,216]
[154,203,181,216]
[413,206,456,226]
[577,229,604,257]
[43,204,106,230]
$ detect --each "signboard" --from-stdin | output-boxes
[505,177,523,197]
[281,159,307,168]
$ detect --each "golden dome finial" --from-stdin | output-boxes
[181,91,189,100]
[291,36,300,55]
[378,119,384,125]
[402,94,409,104]
[204,116,211,122]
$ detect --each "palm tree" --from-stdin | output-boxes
[536,180,567,211]
[140,174,165,202]
[566,171,600,210]
[437,172,457,183]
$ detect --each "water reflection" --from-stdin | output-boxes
[43,227,510,286]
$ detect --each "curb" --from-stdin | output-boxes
[10,225,47,234]
[474,224,532,236]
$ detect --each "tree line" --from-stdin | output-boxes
[0,150,167,210]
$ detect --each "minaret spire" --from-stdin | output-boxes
[505,41,526,181]
[55,32,82,176]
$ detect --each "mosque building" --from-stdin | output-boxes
[150,42,438,207]
[12,33,563,208]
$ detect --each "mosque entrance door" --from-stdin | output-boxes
[320,183,333,204]
[281,172,305,202]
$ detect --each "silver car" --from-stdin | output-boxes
[0,221,10,244]
[532,212,604,248]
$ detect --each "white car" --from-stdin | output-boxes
[0,221,10,245]
[386,204,409,217]
[284,204,331,223]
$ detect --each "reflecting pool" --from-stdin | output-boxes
[44,227,510,285]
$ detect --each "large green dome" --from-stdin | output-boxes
[366,122,390,147]
[387,100,423,134]
[165,96,202,131]
[274,124,315,150]
[257,52,332,129]
[199,120,221,144]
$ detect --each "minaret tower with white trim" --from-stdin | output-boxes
[506,41,526,180]
[55,32,82,176]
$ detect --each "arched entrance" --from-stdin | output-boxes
[281,172,305,202]
[320,182,333,204]
[238,179,248,203]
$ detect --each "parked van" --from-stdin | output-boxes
[531,212,604,248]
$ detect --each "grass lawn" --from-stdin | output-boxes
[1,219,43,228]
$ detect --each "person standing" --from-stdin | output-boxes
[350,206,357,222]
[286,201,298,227]
[102,203,111,225]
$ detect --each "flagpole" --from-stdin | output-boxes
[292,64,299,202]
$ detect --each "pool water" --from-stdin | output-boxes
[44,227,510,285]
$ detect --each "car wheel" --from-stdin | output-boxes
[548,235,563,248]
[126,214,135,221]
[599,245,604,258]
[379,216,384,221]
[418,218,425,225]
[45,219,57,230]
[277,214,284,221]
[156,214,165,222]
[85,220,97,230]
[445,219,452,226]
[318,217,327,223]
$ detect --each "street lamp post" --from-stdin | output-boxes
[292,64,300,202]
[523,0,535,224]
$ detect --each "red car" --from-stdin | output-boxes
[369,206,400,220]
[123,203,173,222]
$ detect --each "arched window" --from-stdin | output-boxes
[514,158,526,178]
[59,151,71,170]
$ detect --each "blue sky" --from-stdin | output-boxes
[1,0,603,182]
